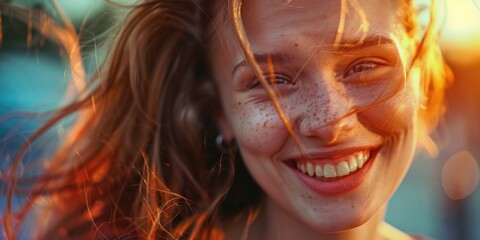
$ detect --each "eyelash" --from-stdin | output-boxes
[243,59,386,90]
[343,60,384,79]
[248,74,294,89]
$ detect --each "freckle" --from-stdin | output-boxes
[333,110,339,117]
[238,102,241,105]
[263,121,268,127]
[294,43,298,47]
[351,205,355,209]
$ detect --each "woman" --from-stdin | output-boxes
[3,0,448,239]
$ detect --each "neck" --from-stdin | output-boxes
[248,198,388,240]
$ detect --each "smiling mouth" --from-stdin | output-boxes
[287,148,379,181]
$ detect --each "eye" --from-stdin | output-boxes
[343,61,381,78]
[248,74,294,89]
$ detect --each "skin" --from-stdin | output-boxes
[211,0,420,239]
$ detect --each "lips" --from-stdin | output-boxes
[284,146,380,194]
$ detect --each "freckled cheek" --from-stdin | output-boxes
[353,73,418,137]
[360,92,417,136]
[230,104,290,154]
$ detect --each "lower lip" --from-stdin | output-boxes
[288,151,378,196]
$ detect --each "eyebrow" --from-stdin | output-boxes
[231,34,395,75]
[232,51,293,75]
[334,34,395,52]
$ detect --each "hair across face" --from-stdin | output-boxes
[210,0,424,236]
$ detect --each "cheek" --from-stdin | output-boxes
[357,77,418,137]
[228,101,290,155]
[361,95,416,136]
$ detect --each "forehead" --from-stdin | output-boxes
[209,0,408,78]
[240,0,401,45]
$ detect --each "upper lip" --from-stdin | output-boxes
[283,145,381,162]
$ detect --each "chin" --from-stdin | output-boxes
[291,197,384,234]
[312,213,372,233]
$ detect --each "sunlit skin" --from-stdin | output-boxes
[212,0,420,239]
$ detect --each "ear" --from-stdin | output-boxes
[216,113,235,143]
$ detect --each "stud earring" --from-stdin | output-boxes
[216,134,226,151]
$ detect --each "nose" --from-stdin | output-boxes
[298,83,357,145]
[300,113,357,145]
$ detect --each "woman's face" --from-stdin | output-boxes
[212,0,419,233]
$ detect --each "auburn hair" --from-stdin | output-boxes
[2,0,449,239]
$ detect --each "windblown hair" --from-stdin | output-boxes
[2,0,449,239]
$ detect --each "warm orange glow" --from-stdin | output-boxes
[418,0,480,42]
[441,0,480,43]
[441,0,480,64]
[409,0,451,157]
[442,150,480,200]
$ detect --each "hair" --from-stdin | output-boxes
[2,0,449,239]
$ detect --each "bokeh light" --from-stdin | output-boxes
[442,151,480,200]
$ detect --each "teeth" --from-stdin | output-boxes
[315,165,323,177]
[323,164,337,178]
[348,156,358,172]
[357,152,365,168]
[300,163,306,174]
[306,163,315,177]
[336,161,350,177]
[295,150,372,179]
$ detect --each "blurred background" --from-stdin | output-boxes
[0,0,479,239]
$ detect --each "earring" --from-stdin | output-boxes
[216,134,237,152]
[216,134,226,151]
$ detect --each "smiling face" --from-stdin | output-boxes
[211,0,419,236]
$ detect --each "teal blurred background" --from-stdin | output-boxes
[1,0,479,239]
